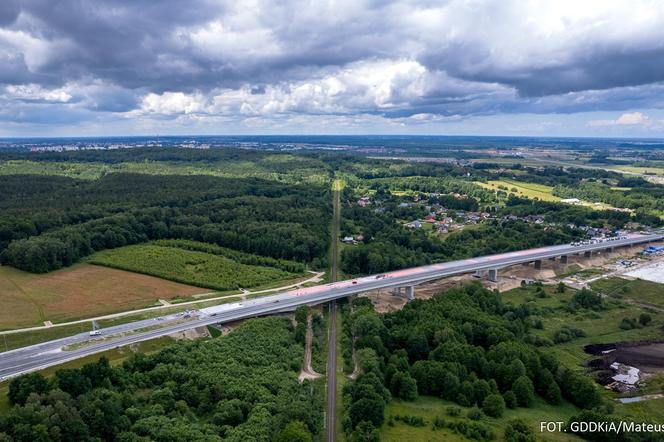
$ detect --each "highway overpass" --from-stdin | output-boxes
[1,232,661,380]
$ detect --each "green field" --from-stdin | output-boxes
[503,284,664,368]
[476,178,560,202]
[591,277,664,309]
[90,243,302,291]
[380,396,582,442]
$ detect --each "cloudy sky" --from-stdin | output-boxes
[2,0,664,137]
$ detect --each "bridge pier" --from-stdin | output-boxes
[584,251,592,258]
[560,255,569,264]
[391,287,402,296]
[488,268,499,282]
[405,286,415,301]
[534,260,542,270]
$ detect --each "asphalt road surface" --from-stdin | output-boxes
[1,233,661,380]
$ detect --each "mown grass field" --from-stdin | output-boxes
[476,178,560,202]
[380,396,582,442]
[90,243,303,291]
[0,264,203,329]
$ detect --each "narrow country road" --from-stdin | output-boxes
[326,179,342,442]
[299,314,323,382]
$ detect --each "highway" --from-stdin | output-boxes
[1,233,661,380]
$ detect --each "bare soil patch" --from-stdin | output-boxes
[586,340,664,375]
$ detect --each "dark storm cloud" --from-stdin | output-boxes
[430,44,664,98]
[0,0,20,26]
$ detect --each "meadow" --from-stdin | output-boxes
[476,178,560,202]
[591,277,664,309]
[502,284,664,369]
[89,243,303,291]
[380,396,582,442]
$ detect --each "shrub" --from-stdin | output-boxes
[482,394,505,418]
[466,407,484,421]
[619,317,639,330]
[553,325,586,343]
[504,419,536,442]
[639,313,652,326]
[446,406,462,417]
[503,390,518,409]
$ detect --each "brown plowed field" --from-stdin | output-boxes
[0,264,205,329]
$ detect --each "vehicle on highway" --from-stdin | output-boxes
[352,280,358,284]
[89,330,102,336]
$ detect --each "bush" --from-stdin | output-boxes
[639,313,652,326]
[446,406,462,417]
[553,325,586,343]
[393,414,426,427]
[619,317,639,330]
[482,394,505,418]
[466,407,484,421]
[569,288,603,310]
[503,390,518,409]
[504,419,536,442]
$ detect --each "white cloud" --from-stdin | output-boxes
[587,111,655,127]
[139,92,207,115]
[4,83,72,102]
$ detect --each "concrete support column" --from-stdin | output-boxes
[560,255,569,264]
[488,268,499,282]
[391,287,402,296]
[584,251,592,258]
[405,286,415,301]
[606,247,614,253]
[522,262,530,267]
[534,260,542,270]
[474,270,486,277]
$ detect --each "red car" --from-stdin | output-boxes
[352,280,358,285]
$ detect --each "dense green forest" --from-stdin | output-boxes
[340,284,656,441]
[0,317,323,442]
[0,173,330,273]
